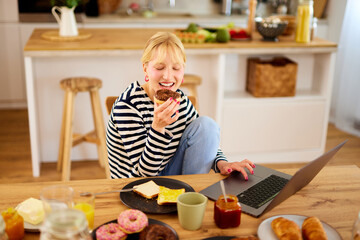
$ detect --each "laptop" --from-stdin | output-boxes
[200,140,347,218]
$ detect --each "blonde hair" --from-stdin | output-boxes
[141,32,186,66]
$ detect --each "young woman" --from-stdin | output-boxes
[106,32,255,178]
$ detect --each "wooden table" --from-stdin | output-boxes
[2,165,358,239]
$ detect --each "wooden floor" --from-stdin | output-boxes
[0,109,359,184]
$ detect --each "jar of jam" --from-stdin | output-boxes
[214,194,241,229]
[1,208,24,240]
[0,215,8,240]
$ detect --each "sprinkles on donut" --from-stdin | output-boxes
[96,223,127,240]
[118,209,149,234]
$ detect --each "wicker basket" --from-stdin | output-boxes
[246,57,298,97]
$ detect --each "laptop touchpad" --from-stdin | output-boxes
[223,171,262,196]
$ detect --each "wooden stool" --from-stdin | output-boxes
[58,77,110,181]
[181,74,202,110]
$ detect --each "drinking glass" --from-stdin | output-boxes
[40,185,74,215]
[73,191,95,232]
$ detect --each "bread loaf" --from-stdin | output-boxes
[271,217,302,240]
[302,216,327,240]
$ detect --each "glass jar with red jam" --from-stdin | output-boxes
[214,194,241,229]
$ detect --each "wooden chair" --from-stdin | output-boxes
[105,95,197,114]
[181,74,202,111]
[58,77,110,181]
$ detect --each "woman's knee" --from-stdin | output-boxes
[190,116,220,135]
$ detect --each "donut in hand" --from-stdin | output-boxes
[154,89,181,104]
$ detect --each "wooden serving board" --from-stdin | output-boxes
[41,30,92,42]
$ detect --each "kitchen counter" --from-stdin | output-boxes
[24,28,336,52]
[23,28,337,178]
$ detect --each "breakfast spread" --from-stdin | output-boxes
[1,208,25,240]
[214,194,242,229]
[117,209,148,234]
[133,180,160,199]
[230,237,259,240]
[157,186,185,205]
[271,216,328,240]
[302,216,328,240]
[154,89,181,105]
[271,217,302,240]
[16,197,44,225]
[139,224,177,240]
[133,180,185,206]
[96,223,127,240]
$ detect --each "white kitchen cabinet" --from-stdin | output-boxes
[0,23,26,108]
[217,50,336,163]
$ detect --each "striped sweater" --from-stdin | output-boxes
[106,81,227,178]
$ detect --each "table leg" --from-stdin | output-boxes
[24,57,41,177]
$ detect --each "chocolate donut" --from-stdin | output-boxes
[154,89,181,104]
[139,224,176,240]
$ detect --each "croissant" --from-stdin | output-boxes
[302,216,327,240]
[271,217,302,240]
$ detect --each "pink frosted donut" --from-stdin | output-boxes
[96,223,127,240]
[117,209,148,234]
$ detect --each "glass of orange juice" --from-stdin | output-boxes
[73,191,95,232]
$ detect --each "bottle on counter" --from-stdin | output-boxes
[40,209,91,240]
[214,194,242,229]
[295,0,314,43]
[247,0,258,38]
[310,17,318,41]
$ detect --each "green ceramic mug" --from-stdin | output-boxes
[177,192,208,231]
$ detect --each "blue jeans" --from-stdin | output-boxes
[159,116,220,176]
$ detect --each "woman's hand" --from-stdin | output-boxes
[217,159,255,180]
[152,98,180,134]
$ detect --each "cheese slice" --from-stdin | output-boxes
[133,180,160,199]
[16,198,45,225]
[157,186,185,205]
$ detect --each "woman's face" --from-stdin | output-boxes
[143,49,184,99]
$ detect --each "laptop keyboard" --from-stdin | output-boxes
[237,174,289,209]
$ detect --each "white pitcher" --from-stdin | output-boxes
[52,6,78,37]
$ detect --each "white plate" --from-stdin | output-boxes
[24,221,42,233]
[257,214,342,240]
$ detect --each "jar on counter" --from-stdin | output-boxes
[295,0,314,43]
[0,216,8,240]
[214,194,241,229]
[40,209,91,240]
[1,208,24,240]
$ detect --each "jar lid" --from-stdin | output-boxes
[41,209,88,238]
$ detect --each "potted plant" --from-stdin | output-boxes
[50,0,84,8]
[50,0,86,37]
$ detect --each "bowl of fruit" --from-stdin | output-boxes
[255,17,288,42]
